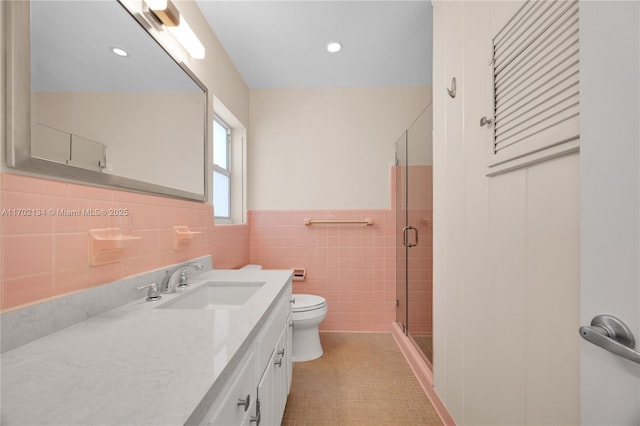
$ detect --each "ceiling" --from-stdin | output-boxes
[31,1,201,92]
[195,1,433,89]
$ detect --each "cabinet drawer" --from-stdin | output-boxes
[202,349,256,426]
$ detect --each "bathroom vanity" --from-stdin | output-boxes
[0,269,293,425]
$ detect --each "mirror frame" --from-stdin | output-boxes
[4,0,209,202]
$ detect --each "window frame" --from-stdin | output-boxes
[213,115,232,222]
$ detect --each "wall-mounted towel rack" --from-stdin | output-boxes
[304,218,374,226]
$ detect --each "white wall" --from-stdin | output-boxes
[406,102,433,167]
[33,92,204,194]
[165,0,249,128]
[248,87,431,210]
[433,1,580,424]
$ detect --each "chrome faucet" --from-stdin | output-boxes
[159,262,203,293]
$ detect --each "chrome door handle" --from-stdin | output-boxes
[403,226,418,248]
[579,314,640,364]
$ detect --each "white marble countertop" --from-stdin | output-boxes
[0,269,293,426]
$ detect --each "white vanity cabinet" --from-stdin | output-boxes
[254,284,292,425]
[1,268,295,426]
[201,279,292,426]
[203,350,257,426]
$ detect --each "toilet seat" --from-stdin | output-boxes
[292,294,326,313]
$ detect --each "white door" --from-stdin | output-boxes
[580,1,640,424]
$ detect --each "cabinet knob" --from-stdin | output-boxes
[237,394,250,412]
[480,116,493,127]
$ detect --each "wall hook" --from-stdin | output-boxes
[447,77,457,98]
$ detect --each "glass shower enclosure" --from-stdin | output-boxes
[395,104,433,364]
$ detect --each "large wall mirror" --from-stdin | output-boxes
[5,0,207,201]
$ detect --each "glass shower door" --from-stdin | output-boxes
[395,105,433,364]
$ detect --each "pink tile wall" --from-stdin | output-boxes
[249,209,397,332]
[0,173,249,311]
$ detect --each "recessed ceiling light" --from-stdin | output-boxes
[110,47,128,57]
[327,42,342,53]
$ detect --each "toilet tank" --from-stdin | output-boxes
[240,264,262,270]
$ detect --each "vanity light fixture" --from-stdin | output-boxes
[146,0,180,26]
[110,46,128,57]
[145,0,205,60]
[167,19,205,60]
[327,41,342,53]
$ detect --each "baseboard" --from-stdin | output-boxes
[391,323,456,426]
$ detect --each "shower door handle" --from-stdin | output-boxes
[403,226,418,248]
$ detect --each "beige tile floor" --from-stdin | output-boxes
[410,335,433,364]
[282,332,443,426]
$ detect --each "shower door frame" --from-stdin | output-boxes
[395,131,409,333]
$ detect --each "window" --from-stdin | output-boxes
[213,116,231,220]
[488,0,579,175]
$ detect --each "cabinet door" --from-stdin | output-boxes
[203,350,256,426]
[272,325,288,423]
[286,312,293,393]
[257,350,275,426]
[256,325,289,426]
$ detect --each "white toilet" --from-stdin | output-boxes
[240,265,328,362]
[291,294,328,362]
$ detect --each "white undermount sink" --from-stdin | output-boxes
[158,282,265,310]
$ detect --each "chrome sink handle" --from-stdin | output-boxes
[136,282,161,301]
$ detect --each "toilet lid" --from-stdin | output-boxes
[292,294,326,312]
